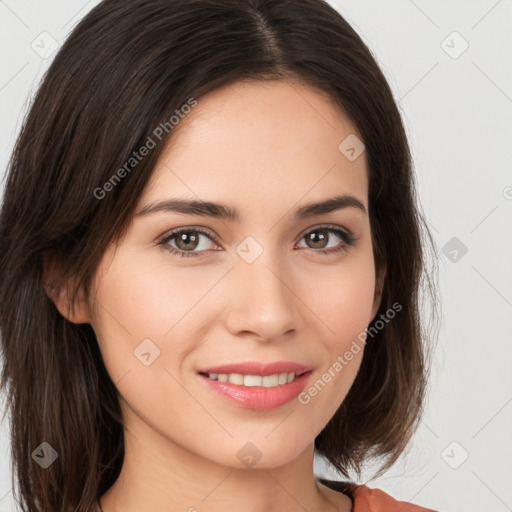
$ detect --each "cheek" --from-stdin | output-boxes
[297,253,375,410]
[88,251,167,380]
[91,250,191,335]
[307,253,376,349]
[89,249,222,382]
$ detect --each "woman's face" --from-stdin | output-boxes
[85,80,383,469]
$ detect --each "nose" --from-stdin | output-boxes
[223,246,299,342]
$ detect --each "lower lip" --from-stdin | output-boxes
[197,371,312,410]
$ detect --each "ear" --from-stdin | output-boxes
[370,265,387,320]
[42,250,92,324]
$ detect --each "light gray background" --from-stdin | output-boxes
[1,1,511,511]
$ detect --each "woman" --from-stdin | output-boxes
[0,1,438,511]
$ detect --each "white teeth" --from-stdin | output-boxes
[262,375,278,387]
[228,373,244,385]
[206,372,299,386]
[244,375,263,387]
[278,373,288,385]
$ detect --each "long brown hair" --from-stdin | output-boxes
[0,1,438,510]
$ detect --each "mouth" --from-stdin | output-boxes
[196,361,313,410]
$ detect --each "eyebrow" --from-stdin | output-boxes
[136,194,367,221]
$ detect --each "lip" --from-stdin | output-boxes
[197,361,313,376]
[196,361,314,410]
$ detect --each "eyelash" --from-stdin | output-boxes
[158,224,356,259]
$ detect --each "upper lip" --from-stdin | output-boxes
[197,361,313,376]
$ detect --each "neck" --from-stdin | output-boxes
[99,403,351,512]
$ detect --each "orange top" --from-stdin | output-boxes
[352,485,436,511]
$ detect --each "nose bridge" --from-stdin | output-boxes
[225,234,297,340]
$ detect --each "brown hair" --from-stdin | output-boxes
[0,0,438,510]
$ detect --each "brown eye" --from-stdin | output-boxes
[297,226,355,255]
[174,231,201,251]
[304,229,330,249]
[159,228,218,258]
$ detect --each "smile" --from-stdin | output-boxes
[197,369,313,410]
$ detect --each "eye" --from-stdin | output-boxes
[297,225,355,255]
[158,224,355,258]
[158,227,219,258]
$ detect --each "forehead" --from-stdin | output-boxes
[139,79,368,213]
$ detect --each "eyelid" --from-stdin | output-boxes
[157,225,220,248]
[298,223,352,240]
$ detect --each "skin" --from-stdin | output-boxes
[47,79,385,512]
